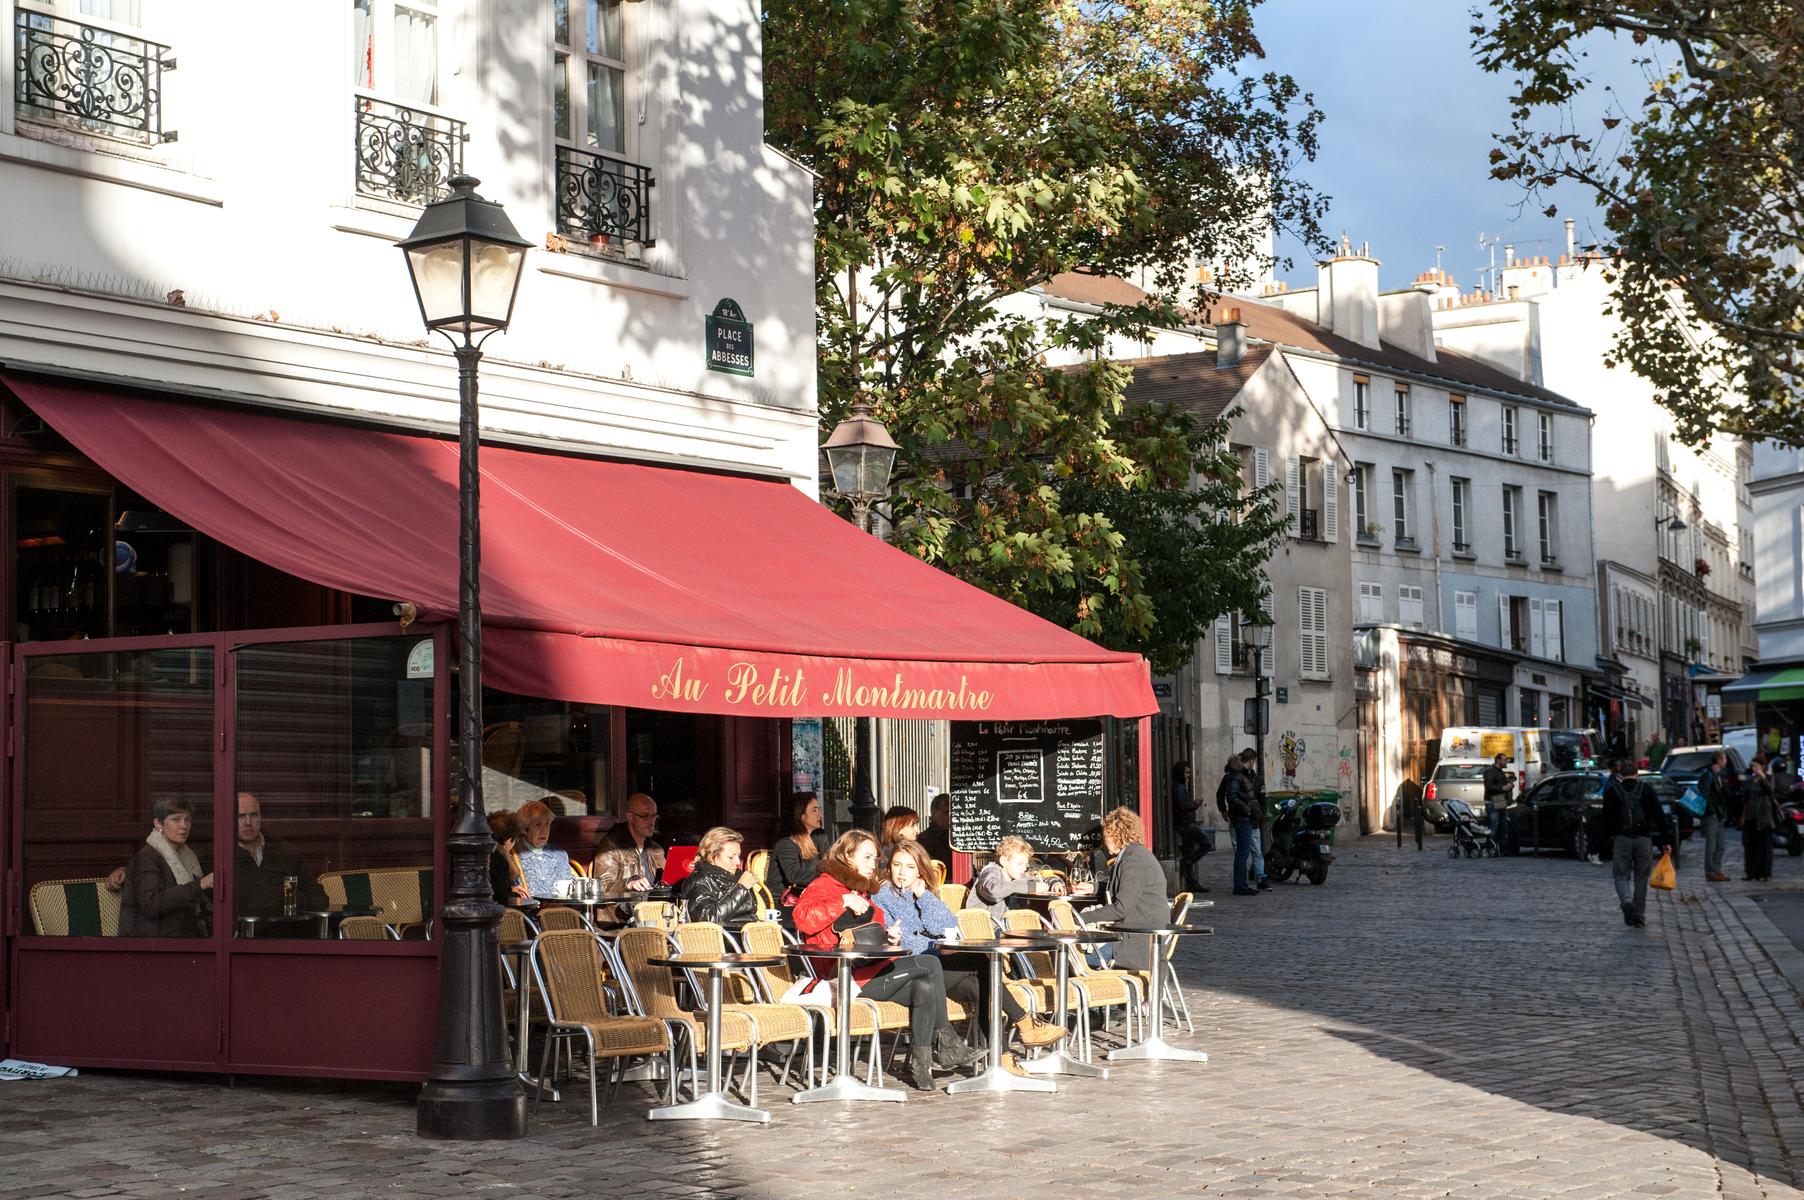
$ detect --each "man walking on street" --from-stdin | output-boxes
[1238,748,1270,890]
[1645,729,1669,772]
[1482,752,1512,854]
[1171,761,1211,893]
[1701,751,1730,882]
[1603,759,1670,927]
[1223,757,1260,896]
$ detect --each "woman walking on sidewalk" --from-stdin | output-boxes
[1743,756,1781,882]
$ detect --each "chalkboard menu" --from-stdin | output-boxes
[949,719,1105,853]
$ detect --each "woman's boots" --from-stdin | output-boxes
[932,1026,984,1070]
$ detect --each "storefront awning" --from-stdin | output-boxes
[4,374,1154,720]
[1724,665,1804,703]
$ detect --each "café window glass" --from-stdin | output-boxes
[232,634,436,938]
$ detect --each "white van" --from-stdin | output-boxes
[1437,727,1553,794]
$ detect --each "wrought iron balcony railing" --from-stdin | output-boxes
[354,95,466,205]
[555,144,655,248]
[1297,508,1320,541]
[14,8,176,143]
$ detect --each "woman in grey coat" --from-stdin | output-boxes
[1083,806,1170,973]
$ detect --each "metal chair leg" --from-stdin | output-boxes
[585,1031,599,1126]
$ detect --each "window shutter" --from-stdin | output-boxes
[1299,587,1327,679]
[1455,591,1477,640]
[1260,591,1275,676]
[1214,616,1232,674]
[1498,594,1512,650]
[1322,464,1338,542]
[1285,454,1301,535]
[1528,597,1546,658]
[1253,448,1270,492]
[1546,599,1563,662]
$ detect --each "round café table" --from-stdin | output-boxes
[1102,923,1213,1063]
[1012,927,1119,1079]
[786,945,909,1104]
[647,952,781,1124]
[940,935,1059,1095]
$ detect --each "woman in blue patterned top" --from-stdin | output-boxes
[514,799,578,899]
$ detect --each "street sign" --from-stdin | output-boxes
[1705,693,1722,720]
[1275,686,1289,703]
[1243,697,1268,736]
[705,298,754,376]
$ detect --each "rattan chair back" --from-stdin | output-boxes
[497,907,534,945]
[937,882,966,911]
[634,900,677,929]
[956,907,999,941]
[617,927,687,1022]
[28,877,121,937]
[536,906,588,933]
[338,915,395,940]
[738,920,799,998]
[1047,898,1079,931]
[534,929,613,1025]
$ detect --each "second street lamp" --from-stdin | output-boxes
[823,399,899,830]
[398,174,530,1141]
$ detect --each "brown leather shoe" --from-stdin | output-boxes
[1707,872,1729,882]
[1015,1017,1067,1048]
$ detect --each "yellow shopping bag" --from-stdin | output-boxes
[1649,850,1676,891]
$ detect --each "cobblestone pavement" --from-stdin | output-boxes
[0,834,1800,1200]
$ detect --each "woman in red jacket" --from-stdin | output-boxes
[794,829,980,1090]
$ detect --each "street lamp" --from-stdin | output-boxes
[1656,515,1686,532]
[1240,615,1274,795]
[398,175,530,1141]
[823,399,899,830]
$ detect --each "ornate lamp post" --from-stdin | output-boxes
[398,174,530,1140]
[823,400,899,830]
[1240,615,1274,797]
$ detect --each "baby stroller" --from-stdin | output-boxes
[1443,797,1499,858]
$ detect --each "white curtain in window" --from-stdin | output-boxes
[353,0,376,90]
[80,0,143,26]
[587,62,625,152]
[394,6,438,105]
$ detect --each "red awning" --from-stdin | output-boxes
[4,374,1153,719]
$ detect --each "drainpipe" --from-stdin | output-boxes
[1426,461,1445,633]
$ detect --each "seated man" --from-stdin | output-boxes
[591,792,666,894]
[233,791,323,920]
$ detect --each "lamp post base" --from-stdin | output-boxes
[416,1078,528,1140]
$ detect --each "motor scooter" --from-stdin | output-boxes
[1263,796,1341,885]
[1780,796,1804,857]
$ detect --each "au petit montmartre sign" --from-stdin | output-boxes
[648,655,996,715]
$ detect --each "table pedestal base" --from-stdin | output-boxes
[1018,1049,1107,1079]
[791,1074,907,1104]
[648,1092,770,1123]
[1107,1037,1208,1064]
[946,1066,1057,1094]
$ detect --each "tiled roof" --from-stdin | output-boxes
[1037,274,1586,410]
[1117,346,1273,423]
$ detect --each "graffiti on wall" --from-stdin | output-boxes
[1278,730,1305,789]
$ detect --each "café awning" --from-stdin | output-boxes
[1724,664,1804,703]
[3,374,1154,720]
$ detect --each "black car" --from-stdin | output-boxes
[1502,770,1681,861]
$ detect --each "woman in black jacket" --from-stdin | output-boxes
[1084,806,1171,973]
[678,826,761,927]
[767,792,830,907]
[1743,757,1780,882]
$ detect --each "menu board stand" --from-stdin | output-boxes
[948,720,1105,854]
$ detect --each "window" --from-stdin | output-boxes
[1353,464,1372,537]
[1502,487,1521,558]
[1357,581,1383,624]
[1537,412,1553,462]
[1449,396,1467,447]
[1450,477,1470,553]
[1299,587,1329,679]
[1502,406,1519,455]
[1392,469,1412,544]
[1455,590,1478,640]
[15,1,176,144]
[1537,492,1557,563]
[552,0,656,248]
[352,1,463,204]
[1399,585,1425,628]
[1394,387,1411,438]
[1353,377,1370,430]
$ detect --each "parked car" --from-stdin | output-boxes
[1422,760,1497,831]
[1439,726,1553,794]
[1502,770,1681,861]
[1722,726,1757,769]
[1660,743,1747,782]
[1549,728,1599,772]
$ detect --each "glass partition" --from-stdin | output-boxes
[232,634,435,937]
[21,647,215,937]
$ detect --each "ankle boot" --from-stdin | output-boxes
[932,1026,983,1069]
[907,1046,938,1091]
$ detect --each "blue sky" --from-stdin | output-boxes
[1251,1,1643,293]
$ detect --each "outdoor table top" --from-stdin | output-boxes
[1104,923,1214,936]
[297,907,380,919]
[647,953,781,970]
[783,945,907,961]
[1022,927,1121,944]
[934,934,1058,952]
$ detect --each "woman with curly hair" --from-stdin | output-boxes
[1082,806,1169,973]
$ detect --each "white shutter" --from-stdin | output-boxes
[1214,616,1233,674]
[1285,454,1301,535]
[1546,599,1564,662]
[1400,586,1424,628]
[1260,591,1275,676]
[1455,591,1478,640]
[1498,594,1512,650]
[1299,587,1328,679]
[1357,581,1382,624]
[1528,597,1546,658]
[1252,448,1270,492]
[1322,464,1338,542]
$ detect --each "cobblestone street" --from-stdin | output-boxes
[2,835,1800,1200]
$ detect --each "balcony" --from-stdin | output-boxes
[1451,538,1472,556]
[1297,508,1320,541]
[1504,547,1524,563]
[14,9,176,144]
[354,95,466,205]
[1540,552,1560,570]
[1502,435,1519,455]
[555,145,656,249]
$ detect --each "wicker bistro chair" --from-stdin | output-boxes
[531,930,675,1124]
[743,851,778,912]
[634,900,678,930]
[937,882,966,911]
[317,866,434,937]
[951,908,1037,1025]
[615,927,760,1104]
[28,877,121,937]
[536,905,590,933]
[672,922,815,1090]
[1045,898,1144,1060]
[929,859,948,889]
[338,915,399,940]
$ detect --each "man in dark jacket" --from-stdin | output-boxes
[1238,748,1270,890]
[1603,760,1671,927]
[1482,753,1512,852]
[1170,761,1211,893]
[233,792,324,919]
[1223,759,1260,896]
[1700,752,1730,882]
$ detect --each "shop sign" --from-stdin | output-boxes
[705,298,754,376]
[649,655,995,715]
[1480,731,1516,758]
[1705,693,1722,720]
[406,638,434,679]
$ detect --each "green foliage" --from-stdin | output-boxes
[765,0,1324,665]
[1474,1,1804,443]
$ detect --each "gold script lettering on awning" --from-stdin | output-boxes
[649,657,995,714]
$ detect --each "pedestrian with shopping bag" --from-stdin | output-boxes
[1699,751,1730,882]
[1602,759,1671,928]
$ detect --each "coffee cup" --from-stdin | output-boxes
[552,878,573,899]
[941,927,962,944]
[761,908,782,924]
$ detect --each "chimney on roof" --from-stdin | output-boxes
[1317,240,1381,349]
[1216,305,1246,368]
[1504,243,1515,266]
[1564,218,1576,260]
